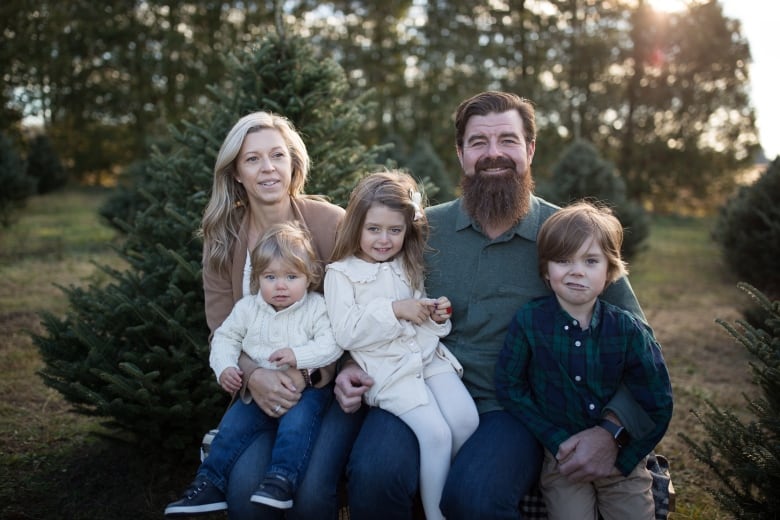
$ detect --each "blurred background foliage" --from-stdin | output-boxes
[0,0,763,214]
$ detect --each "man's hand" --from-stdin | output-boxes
[555,425,621,482]
[247,367,303,417]
[334,362,374,413]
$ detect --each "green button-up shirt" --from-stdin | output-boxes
[424,195,647,416]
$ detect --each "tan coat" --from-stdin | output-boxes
[202,196,345,399]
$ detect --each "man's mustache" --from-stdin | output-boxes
[475,156,516,172]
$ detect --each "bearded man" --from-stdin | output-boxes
[335,91,654,520]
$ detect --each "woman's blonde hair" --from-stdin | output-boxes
[537,200,628,286]
[201,112,310,274]
[331,170,428,290]
[249,221,321,294]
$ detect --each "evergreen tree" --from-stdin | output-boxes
[0,133,35,228]
[33,33,383,451]
[26,134,68,194]
[680,283,780,518]
[543,139,650,261]
[405,139,454,204]
[714,158,780,299]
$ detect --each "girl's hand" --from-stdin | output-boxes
[269,347,297,368]
[392,298,432,325]
[218,366,243,394]
[429,296,453,323]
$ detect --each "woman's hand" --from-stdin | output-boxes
[334,361,374,413]
[246,367,305,417]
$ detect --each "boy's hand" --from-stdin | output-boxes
[218,366,243,394]
[269,347,297,368]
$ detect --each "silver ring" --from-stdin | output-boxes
[273,404,281,414]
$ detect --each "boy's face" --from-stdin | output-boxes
[258,258,308,311]
[545,235,609,316]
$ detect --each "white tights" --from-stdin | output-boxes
[399,372,479,520]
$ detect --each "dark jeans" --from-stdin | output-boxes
[347,408,543,520]
[223,397,365,520]
[199,385,332,495]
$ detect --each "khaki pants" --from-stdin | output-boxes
[540,449,654,520]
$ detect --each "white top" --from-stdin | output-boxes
[209,291,342,382]
[324,256,462,415]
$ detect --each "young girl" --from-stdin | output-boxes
[165,222,342,517]
[324,170,479,520]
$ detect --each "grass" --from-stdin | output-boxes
[0,190,762,519]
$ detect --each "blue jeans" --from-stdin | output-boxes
[224,397,366,520]
[199,385,331,494]
[348,409,543,520]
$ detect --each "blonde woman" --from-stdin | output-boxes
[169,112,360,519]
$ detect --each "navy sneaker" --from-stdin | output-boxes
[164,479,227,517]
[250,474,294,509]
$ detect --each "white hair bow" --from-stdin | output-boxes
[410,190,423,221]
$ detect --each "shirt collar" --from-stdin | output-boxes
[550,295,605,331]
[454,194,541,242]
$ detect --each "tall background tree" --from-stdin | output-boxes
[2,0,759,211]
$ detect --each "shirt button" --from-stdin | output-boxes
[588,403,596,410]
[574,340,582,347]
[573,320,579,326]
[564,325,569,331]
[416,373,422,378]
[575,375,582,382]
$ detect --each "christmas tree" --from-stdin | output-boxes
[543,139,650,261]
[680,283,780,518]
[715,157,780,300]
[34,33,383,451]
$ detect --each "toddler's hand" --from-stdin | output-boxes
[219,366,243,394]
[269,347,297,368]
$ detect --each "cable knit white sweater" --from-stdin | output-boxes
[209,291,342,382]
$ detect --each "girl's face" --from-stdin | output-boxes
[258,258,308,311]
[545,235,609,316]
[235,128,293,207]
[358,203,406,263]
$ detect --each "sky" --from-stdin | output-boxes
[719,0,779,160]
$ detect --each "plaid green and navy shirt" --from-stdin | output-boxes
[495,294,673,475]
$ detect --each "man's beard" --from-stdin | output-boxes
[460,157,534,231]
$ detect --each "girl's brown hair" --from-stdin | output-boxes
[330,170,428,289]
[537,200,628,286]
[249,221,321,294]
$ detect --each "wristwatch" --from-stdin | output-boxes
[598,419,631,449]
